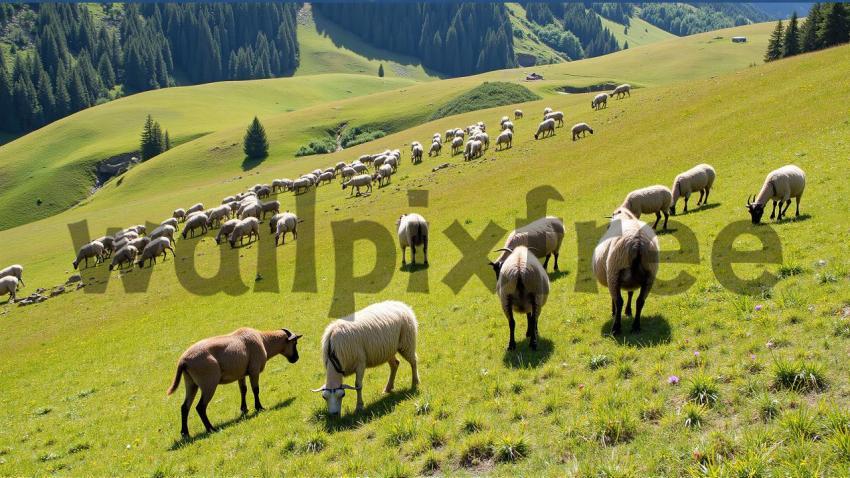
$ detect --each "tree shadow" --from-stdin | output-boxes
[318,388,418,433]
[599,314,671,348]
[241,156,265,172]
[168,397,296,450]
[502,336,554,369]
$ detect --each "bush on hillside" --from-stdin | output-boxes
[429,82,541,121]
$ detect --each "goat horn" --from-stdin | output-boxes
[311,387,327,393]
[494,248,513,254]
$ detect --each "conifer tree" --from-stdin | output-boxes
[243,116,269,159]
[783,12,801,57]
[378,63,385,77]
[764,20,784,62]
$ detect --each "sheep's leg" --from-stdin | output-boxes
[411,246,416,265]
[529,298,540,350]
[610,287,624,335]
[506,299,517,351]
[795,197,801,217]
[542,254,550,270]
[633,284,651,333]
[781,199,792,219]
[770,200,777,220]
[238,378,249,415]
[249,374,264,411]
[423,236,429,265]
[662,210,669,230]
[401,247,407,266]
[625,291,634,317]
[683,194,690,213]
[354,366,365,412]
[384,355,399,393]
[180,380,199,437]
[652,212,661,229]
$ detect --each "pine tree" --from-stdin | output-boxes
[764,20,784,62]
[800,3,823,53]
[164,130,171,151]
[0,50,18,131]
[140,114,162,161]
[243,116,269,159]
[624,41,629,50]
[378,63,385,77]
[783,12,801,57]
[819,2,850,48]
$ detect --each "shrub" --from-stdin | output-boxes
[295,138,337,157]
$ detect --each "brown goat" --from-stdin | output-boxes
[166,327,302,437]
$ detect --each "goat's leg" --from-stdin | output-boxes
[506,299,517,351]
[249,374,264,411]
[180,380,198,437]
[238,378,248,414]
[196,384,218,433]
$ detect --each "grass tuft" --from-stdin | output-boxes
[458,435,494,468]
[302,432,327,454]
[494,434,529,463]
[780,409,819,442]
[589,354,612,370]
[772,358,827,393]
[687,373,719,406]
[683,403,707,429]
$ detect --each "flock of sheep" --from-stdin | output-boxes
[1,85,809,438]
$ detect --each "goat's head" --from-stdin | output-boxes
[280,328,302,363]
[745,194,765,224]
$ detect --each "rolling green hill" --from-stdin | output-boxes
[0,21,848,475]
[0,22,772,232]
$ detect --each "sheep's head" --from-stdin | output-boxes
[280,328,302,363]
[745,195,765,224]
[312,384,359,416]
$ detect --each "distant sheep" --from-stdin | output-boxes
[411,144,424,164]
[0,276,19,303]
[95,236,115,258]
[496,130,513,150]
[397,213,428,266]
[544,111,564,127]
[292,178,312,194]
[592,93,608,110]
[340,166,357,182]
[229,217,260,248]
[274,212,300,246]
[313,301,419,415]
[342,174,372,196]
[351,163,368,175]
[543,107,552,118]
[429,141,441,157]
[670,164,716,215]
[746,165,806,224]
[593,208,659,334]
[493,246,549,350]
[534,119,556,140]
[319,171,334,185]
[166,327,301,437]
[620,185,673,230]
[501,120,514,132]
[73,240,105,269]
[150,224,176,242]
[514,109,523,120]
[0,264,23,288]
[500,116,510,126]
[451,136,464,155]
[182,214,210,239]
[375,163,394,187]
[611,83,631,99]
[571,122,593,141]
[472,131,489,150]
[137,237,175,268]
[464,139,483,161]
[160,218,179,231]
[109,245,138,271]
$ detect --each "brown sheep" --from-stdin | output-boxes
[166,327,302,437]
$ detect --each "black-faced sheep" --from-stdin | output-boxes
[746,165,806,224]
[620,185,673,230]
[534,119,556,140]
[313,301,418,415]
[397,213,428,266]
[73,241,105,270]
[166,327,302,437]
[274,212,300,246]
[95,236,115,258]
[260,200,280,218]
[571,122,593,141]
[514,109,523,120]
[593,208,659,335]
[490,216,565,276]
[342,174,372,196]
[137,237,174,268]
[670,164,716,215]
[493,246,549,350]
[229,217,260,248]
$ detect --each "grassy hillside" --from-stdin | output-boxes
[0,22,772,233]
[1,34,849,476]
[600,16,676,49]
[294,4,439,80]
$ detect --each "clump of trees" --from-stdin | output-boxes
[765,3,850,62]
[140,114,170,161]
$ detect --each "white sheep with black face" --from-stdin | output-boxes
[746,165,806,224]
[571,122,593,141]
[670,164,716,215]
[535,119,556,140]
[592,93,608,110]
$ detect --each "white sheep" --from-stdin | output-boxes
[372,155,387,170]
[514,109,523,120]
[375,163,394,187]
[495,130,513,150]
[444,129,455,143]
[0,264,23,288]
[571,122,594,141]
[384,155,399,172]
[429,141,441,157]
[342,174,372,196]
[493,246,549,350]
[543,107,553,118]
[464,139,483,161]
[351,163,368,175]
[534,119,556,140]
[592,93,608,110]
[222,195,236,204]
[216,219,240,245]
[500,116,510,126]
[0,276,19,303]
[291,177,312,194]
[274,212,300,246]
[229,217,260,248]
[611,83,631,99]
[620,185,673,230]
[340,166,357,182]
[746,165,806,224]
[335,161,347,171]
[95,236,115,258]
[545,111,565,127]
[260,200,280,219]
[454,129,465,140]
[207,205,231,227]
[670,164,716,215]
[397,213,428,266]
[411,144,424,164]
[73,240,105,269]
[593,208,659,334]
[451,136,464,155]
[490,216,565,275]
[160,217,179,231]
[182,213,210,239]
[312,301,419,415]
[150,224,176,242]
[129,236,150,252]
[187,203,204,215]
[473,131,489,150]
[109,245,138,271]
[501,120,514,132]
[317,171,333,185]
[137,237,175,268]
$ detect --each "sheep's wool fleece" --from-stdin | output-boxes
[592,213,660,287]
[497,246,550,314]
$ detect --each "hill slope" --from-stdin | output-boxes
[0,36,848,477]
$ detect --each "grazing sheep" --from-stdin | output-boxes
[166,327,302,437]
[545,111,564,127]
[150,225,176,242]
[216,219,240,245]
[109,245,138,271]
[444,129,455,143]
[260,200,280,219]
[429,141,441,157]
[454,128,464,140]
[0,264,24,288]
[256,186,271,199]
[312,301,419,415]
[129,236,151,252]
[670,164,717,215]
[593,208,659,335]
[274,212,300,246]
[95,236,115,258]
[342,174,372,196]
[514,109,523,120]
[495,130,513,150]
[335,161,347,172]
[114,230,139,243]
[500,116,510,126]
[182,214,210,239]
[451,136,464,155]
[187,203,204,215]
[571,122,594,141]
[611,83,631,99]
[160,218,179,231]
[351,163,368,175]
[375,163,394,187]
[410,141,421,153]
[137,237,175,268]
[473,131,489,150]
[311,169,323,178]
[543,107,553,118]
[272,179,289,193]
[490,216,565,275]
[340,166,357,182]
[124,225,146,236]
[464,139,483,161]
[592,93,608,110]
[73,241,105,269]
[0,276,19,303]
[324,167,337,178]
[207,205,231,227]
[222,195,236,204]
[292,178,312,194]
[397,213,428,266]
[318,171,334,185]
[746,165,806,224]
[620,185,673,230]
[229,217,260,248]
[501,120,514,132]
[534,119,556,140]
[372,155,387,170]
[384,155,399,172]
[493,246,549,350]
[411,144,424,164]
[358,154,373,164]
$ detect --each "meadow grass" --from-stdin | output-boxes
[0,36,848,476]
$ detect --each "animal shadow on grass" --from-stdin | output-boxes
[401,262,429,273]
[169,397,296,450]
[548,269,570,282]
[320,388,418,433]
[777,213,812,224]
[599,314,671,347]
[655,227,678,236]
[502,337,554,369]
[679,202,721,215]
